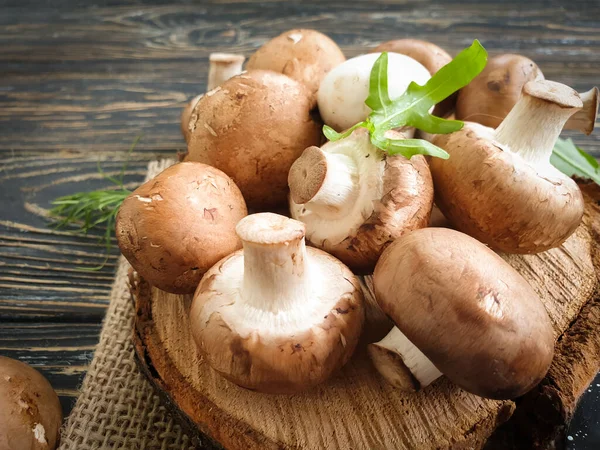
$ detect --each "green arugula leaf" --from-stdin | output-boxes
[551,137,600,185]
[322,40,488,160]
[365,52,391,113]
[323,122,370,142]
[368,40,487,136]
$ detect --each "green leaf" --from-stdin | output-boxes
[370,132,450,160]
[551,137,600,184]
[323,122,369,142]
[365,52,391,112]
[369,40,487,137]
[321,40,488,160]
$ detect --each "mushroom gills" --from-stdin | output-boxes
[369,326,442,391]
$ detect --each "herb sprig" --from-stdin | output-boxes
[323,40,488,159]
[49,137,139,270]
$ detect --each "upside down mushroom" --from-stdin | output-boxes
[190,213,365,394]
[288,128,434,274]
[370,228,554,399]
[430,80,589,253]
[0,356,63,450]
[186,70,322,209]
[116,162,247,294]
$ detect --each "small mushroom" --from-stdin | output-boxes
[116,162,248,294]
[190,213,365,394]
[455,53,544,128]
[317,52,430,131]
[430,80,586,253]
[180,53,245,143]
[0,356,63,450]
[371,39,454,116]
[370,228,555,399]
[246,29,345,103]
[288,128,433,274]
[186,70,322,209]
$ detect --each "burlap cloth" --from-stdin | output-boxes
[58,159,198,450]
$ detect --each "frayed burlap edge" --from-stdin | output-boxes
[57,159,198,450]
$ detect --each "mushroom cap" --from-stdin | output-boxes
[372,39,452,75]
[455,54,544,128]
[0,356,63,450]
[190,217,364,394]
[373,227,555,399]
[116,161,247,294]
[180,94,203,142]
[246,29,345,103]
[430,122,584,253]
[371,39,454,117]
[186,70,322,209]
[289,129,434,274]
[317,52,431,131]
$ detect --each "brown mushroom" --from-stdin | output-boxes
[370,228,555,399]
[565,86,599,135]
[0,356,63,450]
[288,128,433,273]
[180,53,245,143]
[372,39,453,116]
[186,70,322,209]
[246,29,345,103]
[455,53,544,128]
[190,213,365,394]
[430,80,586,253]
[116,161,247,294]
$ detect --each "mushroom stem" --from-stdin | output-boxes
[368,326,442,391]
[494,80,583,167]
[288,146,360,218]
[236,214,308,312]
[207,53,245,91]
[564,87,599,135]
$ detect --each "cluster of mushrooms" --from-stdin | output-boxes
[115,29,599,399]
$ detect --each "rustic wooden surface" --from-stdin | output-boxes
[1,0,599,447]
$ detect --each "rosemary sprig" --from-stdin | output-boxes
[49,137,140,270]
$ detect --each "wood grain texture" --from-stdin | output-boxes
[132,192,598,449]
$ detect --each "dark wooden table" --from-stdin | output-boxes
[1,0,599,447]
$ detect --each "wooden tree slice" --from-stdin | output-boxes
[132,191,600,450]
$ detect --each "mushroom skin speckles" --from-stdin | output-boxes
[431,80,585,253]
[186,70,322,209]
[116,162,248,294]
[289,128,434,274]
[372,228,555,399]
[0,356,63,450]
[247,29,346,104]
[455,54,544,128]
[190,213,364,394]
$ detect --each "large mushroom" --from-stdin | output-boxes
[116,161,248,294]
[190,213,365,394]
[430,80,587,253]
[180,53,245,143]
[317,52,431,132]
[0,356,63,450]
[288,128,434,274]
[246,29,345,103]
[369,228,555,399]
[186,70,322,209]
[371,39,454,116]
[455,53,544,128]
